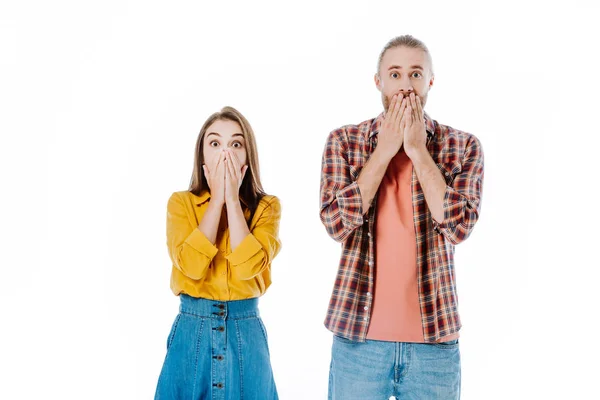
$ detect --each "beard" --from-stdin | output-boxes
[382,92,428,112]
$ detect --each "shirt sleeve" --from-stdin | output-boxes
[166,192,218,280]
[319,130,364,242]
[433,135,484,245]
[226,196,282,280]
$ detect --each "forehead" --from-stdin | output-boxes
[205,119,243,139]
[381,46,429,70]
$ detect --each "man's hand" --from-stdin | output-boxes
[403,93,428,160]
[376,94,408,160]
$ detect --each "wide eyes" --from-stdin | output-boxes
[389,71,422,79]
[208,140,243,148]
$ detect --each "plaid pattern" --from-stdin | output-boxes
[320,112,484,342]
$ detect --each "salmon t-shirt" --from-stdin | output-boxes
[366,150,459,343]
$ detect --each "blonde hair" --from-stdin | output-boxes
[377,35,434,75]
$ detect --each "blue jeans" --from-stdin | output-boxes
[155,295,278,400]
[328,335,461,399]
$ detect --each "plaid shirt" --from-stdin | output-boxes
[319,112,484,342]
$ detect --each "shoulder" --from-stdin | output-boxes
[167,190,198,211]
[435,120,483,153]
[258,194,281,211]
[326,117,376,146]
[169,190,192,202]
[253,194,281,222]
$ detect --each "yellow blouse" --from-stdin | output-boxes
[166,190,281,300]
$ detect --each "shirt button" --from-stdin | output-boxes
[217,355,224,361]
[368,261,374,267]
[367,232,371,238]
[444,171,450,176]
[363,317,368,321]
[217,326,224,332]
[366,292,371,297]
[364,306,369,310]
[222,271,226,276]
[216,383,224,389]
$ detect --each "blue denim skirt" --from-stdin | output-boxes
[155,294,278,400]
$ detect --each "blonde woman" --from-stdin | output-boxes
[155,106,281,399]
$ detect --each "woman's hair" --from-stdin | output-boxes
[189,106,266,222]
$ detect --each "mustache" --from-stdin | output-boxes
[393,93,420,99]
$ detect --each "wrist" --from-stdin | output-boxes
[405,144,428,161]
[373,145,396,163]
[209,193,225,207]
[225,194,240,206]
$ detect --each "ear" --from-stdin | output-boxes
[374,73,382,91]
[429,74,435,90]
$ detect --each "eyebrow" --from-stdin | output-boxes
[206,132,244,138]
[388,65,424,71]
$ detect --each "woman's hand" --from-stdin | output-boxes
[224,149,248,205]
[202,151,226,206]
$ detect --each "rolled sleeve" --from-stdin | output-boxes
[226,233,262,266]
[167,193,218,280]
[433,136,484,245]
[320,131,364,242]
[184,228,219,261]
[226,196,282,280]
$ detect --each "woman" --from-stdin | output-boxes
[155,106,281,399]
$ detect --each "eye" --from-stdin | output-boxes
[390,72,399,79]
[412,72,422,78]
[209,140,219,148]
[231,141,243,149]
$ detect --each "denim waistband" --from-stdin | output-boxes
[179,294,260,319]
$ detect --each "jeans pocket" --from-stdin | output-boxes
[432,339,459,349]
[333,334,355,344]
[166,313,182,350]
[256,317,270,351]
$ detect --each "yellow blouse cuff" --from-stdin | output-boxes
[185,228,219,260]
[226,234,262,266]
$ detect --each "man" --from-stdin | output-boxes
[319,35,484,399]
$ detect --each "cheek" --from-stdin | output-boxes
[203,146,219,165]
[236,149,247,165]
[381,82,395,96]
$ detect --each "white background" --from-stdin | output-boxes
[1,0,599,399]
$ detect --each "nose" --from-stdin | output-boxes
[397,76,414,96]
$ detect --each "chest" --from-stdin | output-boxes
[347,134,464,186]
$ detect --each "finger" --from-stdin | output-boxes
[225,153,235,180]
[404,102,413,126]
[387,94,399,121]
[390,95,404,125]
[223,152,230,175]
[401,106,410,130]
[385,94,397,118]
[397,97,408,125]
[416,96,424,122]
[229,150,242,175]
[214,151,224,170]
[409,93,418,120]
[216,152,226,182]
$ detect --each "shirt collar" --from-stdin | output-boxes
[369,111,436,139]
[192,190,249,207]
[193,190,211,206]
